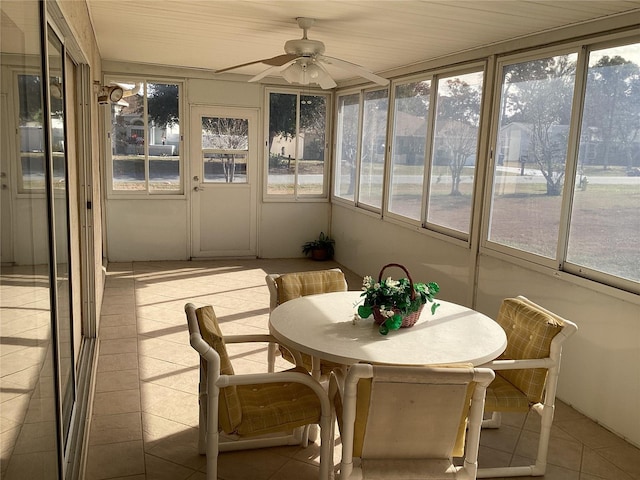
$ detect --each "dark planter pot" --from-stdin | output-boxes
[311,248,331,261]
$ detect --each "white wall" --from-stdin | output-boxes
[259,202,331,258]
[331,203,640,447]
[105,199,188,261]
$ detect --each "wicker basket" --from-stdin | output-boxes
[372,263,424,328]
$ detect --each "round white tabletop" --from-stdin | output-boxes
[269,291,507,367]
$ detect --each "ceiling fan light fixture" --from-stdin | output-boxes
[282,62,304,84]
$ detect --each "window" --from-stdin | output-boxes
[427,71,483,234]
[485,40,640,290]
[487,53,577,259]
[566,43,640,284]
[266,90,330,198]
[109,80,181,194]
[201,116,248,183]
[358,89,389,209]
[388,79,431,220]
[334,93,360,201]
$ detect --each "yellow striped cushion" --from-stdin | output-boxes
[495,298,564,404]
[235,366,322,436]
[484,373,531,412]
[195,306,242,434]
[275,270,347,304]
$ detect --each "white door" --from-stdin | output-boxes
[190,106,258,257]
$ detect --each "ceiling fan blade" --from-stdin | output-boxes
[248,58,298,83]
[319,55,389,86]
[314,62,337,89]
[216,54,297,74]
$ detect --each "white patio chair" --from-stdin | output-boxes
[477,296,578,478]
[185,302,332,480]
[330,363,494,480]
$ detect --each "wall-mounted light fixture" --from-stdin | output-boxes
[97,85,124,105]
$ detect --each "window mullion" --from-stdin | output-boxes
[557,46,589,269]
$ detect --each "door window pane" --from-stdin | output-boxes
[201,116,249,183]
[488,54,577,258]
[335,93,360,201]
[567,43,640,282]
[389,80,430,220]
[428,72,483,233]
[358,89,388,209]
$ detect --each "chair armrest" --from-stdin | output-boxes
[481,358,555,370]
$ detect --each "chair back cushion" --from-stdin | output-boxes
[496,297,564,404]
[275,269,347,305]
[195,305,242,433]
[353,366,475,459]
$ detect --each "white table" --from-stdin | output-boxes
[269,291,507,368]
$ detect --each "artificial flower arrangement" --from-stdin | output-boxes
[357,264,440,335]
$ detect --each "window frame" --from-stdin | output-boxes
[104,76,184,198]
[263,86,332,202]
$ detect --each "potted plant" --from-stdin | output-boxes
[301,232,335,261]
[357,263,440,335]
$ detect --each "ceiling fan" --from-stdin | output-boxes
[215,17,389,89]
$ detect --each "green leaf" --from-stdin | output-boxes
[358,305,373,318]
[431,302,440,315]
[387,314,403,330]
[379,323,389,335]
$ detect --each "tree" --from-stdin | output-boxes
[582,55,640,170]
[435,78,481,195]
[202,117,248,182]
[268,92,326,153]
[147,83,179,128]
[502,55,576,195]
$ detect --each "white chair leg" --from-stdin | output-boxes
[198,391,207,454]
[267,342,276,373]
[482,410,502,429]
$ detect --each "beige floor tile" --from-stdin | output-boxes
[515,429,583,471]
[144,453,198,480]
[85,440,145,480]
[594,442,640,478]
[97,352,139,373]
[2,449,59,480]
[140,382,198,427]
[100,313,137,328]
[581,447,634,480]
[100,337,138,355]
[92,388,141,416]
[215,448,290,480]
[138,356,198,394]
[144,425,206,470]
[99,324,138,340]
[89,412,142,446]
[95,369,140,393]
[270,458,319,480]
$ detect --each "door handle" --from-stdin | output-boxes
[193,186,203,192]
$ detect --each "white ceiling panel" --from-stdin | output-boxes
[86,0,640,84]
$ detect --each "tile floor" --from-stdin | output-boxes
[84,259,640,480]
